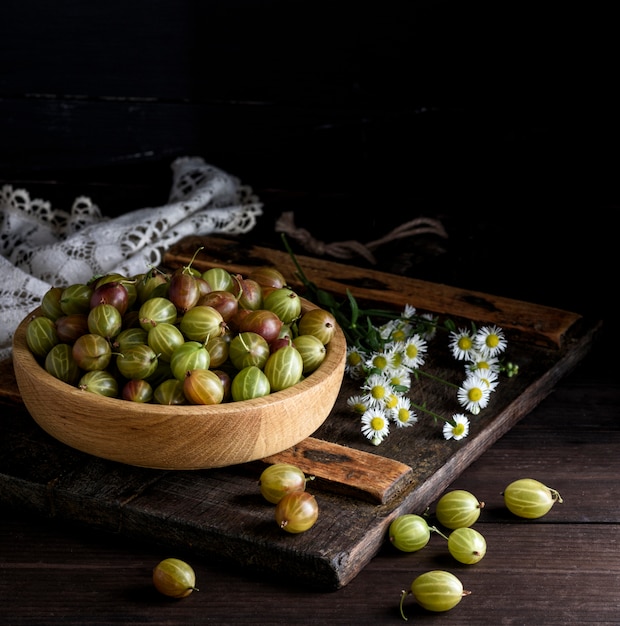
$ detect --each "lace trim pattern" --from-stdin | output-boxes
[0,156,263,361]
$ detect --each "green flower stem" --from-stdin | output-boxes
[416,369,460,390]
[409,401,455,425]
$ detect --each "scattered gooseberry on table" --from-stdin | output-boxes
[400,570,470,618]
[388,514,431,553]
[435,489,485,529]
[446,527,487,564]
[503,478,563,519]
[152,557,198,599]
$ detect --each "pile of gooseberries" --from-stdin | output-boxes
[393,478,563,618]
[24,254,338,406]
[259,462,319,533]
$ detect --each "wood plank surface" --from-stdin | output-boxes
[166,235,584,349]
[0,236,603,589]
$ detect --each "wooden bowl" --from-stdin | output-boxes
[12,301,347,470]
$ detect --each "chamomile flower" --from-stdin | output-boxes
[379,318,406,342]
[474,325,508,358]
[384,366,411,391]
[471,368,500,392]
[347,395,370,415]
[466,352,501,374]
[400,334,427,369]
[443,414,470,440]
[382,392,400,411]
[365,350,391,374]
[389,396,417,427]
[345,346,366,380]
[457,374,492,415]
[449,328,477,361]
[361,407,390,444]
[361,373,392,404]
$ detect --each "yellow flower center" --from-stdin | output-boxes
[385,394,398,409]
[453,423,466,436]
[371,385,386,400]
[370,416,386,431]
[392,328,407,342]
[458,336,472,350]
[348,352,363,367]
[486,334,499,348]
[390,353,403,368]
[405,344,419,359]
[372,355,388,370]
[468,387,483,402]
[397,408,410,423]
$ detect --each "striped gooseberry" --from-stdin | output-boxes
[55,313,89,344]
[116,344,159,380]
[78,370,119,398]
[201,267,235,293]
[152,557,197,598]
[147,322,186,362]
[179,304,225,342]
[183,368,225,405]
[89,280,130,317]
[263,345,304,391]
[503,478,563,519]
[274,491,319,533]
[45,343,80,385]
[170,341,211,381]
[230,365,270,401]
[40,286,64,321]
[447,527,487,564]
[72,333,112,371]
[388,514,431,553]
[60,283,93,315]
[122,378,153,403]
[138,296,178,331]
[400,570,470,616]
[197,290,239,322]
[87,303,123,339]
[229,332,270,370]
[292,334,326,375]
[297,308,337,345]
[238,309,283,343]
[153,378,187,405]
[248,266,287,289]
[259,463,309,504]
[435,489,484,529]
[263,287,302,325]
[26,315,59,358]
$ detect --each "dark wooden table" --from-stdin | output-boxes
[0,171,616,625]
[1,329,616,625]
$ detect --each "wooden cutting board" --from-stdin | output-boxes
[0,236,602,590]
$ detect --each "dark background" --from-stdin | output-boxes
[1,1,616,325]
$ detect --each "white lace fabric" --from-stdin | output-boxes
[0,156,263,361]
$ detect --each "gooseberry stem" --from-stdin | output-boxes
[399,589,410,621]
[429,525,450,541]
